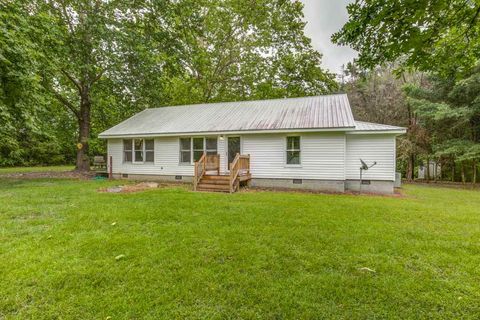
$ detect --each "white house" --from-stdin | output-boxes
[99,94,406,194]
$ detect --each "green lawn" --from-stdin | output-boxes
[0,176,479,319]
[0,165,74,175]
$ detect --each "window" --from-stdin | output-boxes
[134,139,144,162]
[145,139,154,162]
[123,139,132,162]
[286,136,301,165]
[180,138,191,164]
[179,137,218,164]
[193,137,204,162]
[123,139,154,163]
[206,138,218,155]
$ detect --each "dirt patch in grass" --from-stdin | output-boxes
[99,182,160,193]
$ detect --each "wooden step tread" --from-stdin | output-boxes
[199,179,229,185]
[196,187,230,193]
[196,183,230,190]
[202,175,230,180]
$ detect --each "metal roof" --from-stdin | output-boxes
[353,121,406,132]
[99,94,356,137]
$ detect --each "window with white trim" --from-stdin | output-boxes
[179,137,218,164]
[180,138,192,164]
[193,137,204,162]
[123,139,133,162]
[286,136,301,165]
[123,139,154,163]
[205,138,217,155]
[134,139,144,162]
[145,139,154,162]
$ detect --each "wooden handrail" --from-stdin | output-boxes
[229,153,250,193]
[193,153,206,191]
[194,153,221,190]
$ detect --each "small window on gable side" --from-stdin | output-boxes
[286,136,301,165]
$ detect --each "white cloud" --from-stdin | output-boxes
[300,0,357,74]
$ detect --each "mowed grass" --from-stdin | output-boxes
[0,177,479,319]
[0,165,74,175]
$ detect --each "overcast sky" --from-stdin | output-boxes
[300,0,357,75]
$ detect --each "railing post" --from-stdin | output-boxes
[193,162,197,191]
[108,156,113,179]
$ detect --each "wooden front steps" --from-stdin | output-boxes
[193,153,251,193]
[196,175,230,192]
[196,174,251,193]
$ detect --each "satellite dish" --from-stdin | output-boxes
[359,159,377,194]
[360,159,368,170]
[360,159,377,170]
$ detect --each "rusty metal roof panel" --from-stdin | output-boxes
[99,94,356,137]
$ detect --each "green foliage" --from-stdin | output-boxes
[405,65,480,181]
[0,0,336,167]
[0,0,68,166]
[333,0,480,75]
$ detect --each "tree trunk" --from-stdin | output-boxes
[473,160,477,185]
[451,162,455,182]
[461,163,466,184]
[75,90,91,172]
[407,153,415,181]
[425,157,430,182]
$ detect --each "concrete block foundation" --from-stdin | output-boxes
[345,180,394,194]
[250,178,345,193]
[112,173,192,183]
[111,174,394,194]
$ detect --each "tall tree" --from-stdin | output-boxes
[405,66,480,183]
[0,0,65,166]
[332,0,480,75]
[2,0,335,169]
[35,0,158,171]
[136,0,337,106]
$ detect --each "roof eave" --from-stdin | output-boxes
[346,129,407,135]
[99,126,356,139]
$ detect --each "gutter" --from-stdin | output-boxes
[98,126,356,139]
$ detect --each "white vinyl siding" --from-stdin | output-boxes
[345,134,396,181]
[218,137,227,174]
[242,133,345,180]
[108,132,398,182]
[108,137,193,176]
